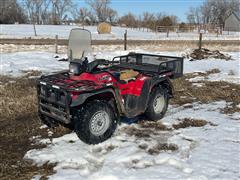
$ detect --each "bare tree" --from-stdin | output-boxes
[40,0,51,24]
[22,0,52,27]
[76,7,90,28]
[106,8,117,24]
[86,0,111,22]
[169,15,179,26]
[142,12,155,31]
[0,0,26,24]
[187,0,240,28]
[201,1,211,24]
[23,0,38,35]
[88,11,97,25]
[118,13,137,28]
[186,7,201,25]
[155,13,164,23]
[205,0,239,27]
[51,0,73,24]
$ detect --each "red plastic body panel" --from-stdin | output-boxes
[69,72,150,97]
[118,75,150,96]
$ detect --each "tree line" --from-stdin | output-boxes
[0,0,178,29]
[186,0,239,28]
[1,0,239,30]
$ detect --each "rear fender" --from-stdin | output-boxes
[151,78,173,98]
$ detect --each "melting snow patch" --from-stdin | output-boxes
[25,101,240,179]
[0,52,69,76]
[188,76,205,83]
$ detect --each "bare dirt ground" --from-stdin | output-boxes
[0,72,239,179]
[0,75,70,180]
[1,42,239,53]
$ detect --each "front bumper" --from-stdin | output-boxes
[37,81,71,124]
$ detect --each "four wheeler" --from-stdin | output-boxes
[37,29,184,144]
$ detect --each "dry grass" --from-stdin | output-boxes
[171,73,240,109]
[1,42,239,54]
[147,143,178,155]
[0,76,37,121]
[221,103,240,115]
[188,48,232,60]
[0,76,70,179]
[123,120,170,138]
[123,126,153,138]
[206,68,221,75]
[172,118,209,130]
[138,120,170,131]
[21,70,42,77]
[228,70,235,76]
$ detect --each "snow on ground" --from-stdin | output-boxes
[25,101,240,180]
[183,52,240,84]
[1,49,238,179]
[1,24,240,40]
[0,52,68,76]
[1,50,239,84]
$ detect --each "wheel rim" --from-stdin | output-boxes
[89,110,110,136]
[153,95,165,113]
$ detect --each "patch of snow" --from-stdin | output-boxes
[39,125,48,129]
[1,50,239,83]
[192,83,205,87]
[146,51,240,84]
[32,175,41,180]
[0,51,69,76]
[47,129,53,137]
[1,24,240,40]
[188,76,206,82]
[25,101,240,180]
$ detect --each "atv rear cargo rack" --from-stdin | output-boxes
[112,53,183,78]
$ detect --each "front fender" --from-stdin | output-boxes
[70,88,117,107]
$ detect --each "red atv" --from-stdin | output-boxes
[37,29,183,144]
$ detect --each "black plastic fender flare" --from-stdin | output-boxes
[151,77,173,98]
[70,87,124,116]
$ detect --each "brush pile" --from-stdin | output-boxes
[184,48,232,61]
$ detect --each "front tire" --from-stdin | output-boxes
[73,100,118,144]
[145,87,168,121]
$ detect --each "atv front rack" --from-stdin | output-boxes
[37,71,99,124]
[39,71,96,91]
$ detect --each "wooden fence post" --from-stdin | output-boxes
[124,30,127,50]
[166,28,169,37]
[199,33,202,50]
[55,35,58,54]
[33,23,37,36]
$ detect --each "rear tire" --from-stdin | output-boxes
[145,87,168,121]
[73,100,118,144]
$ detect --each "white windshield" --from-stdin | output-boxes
[68,29,92,60]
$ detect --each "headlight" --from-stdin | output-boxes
[69,62,84,75]
[40,86,46,95]
[69,62,81,75]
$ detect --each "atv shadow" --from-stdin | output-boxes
[120,115,147,124]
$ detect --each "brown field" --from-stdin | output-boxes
[0,76,69,180]
[1,40,239,53]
